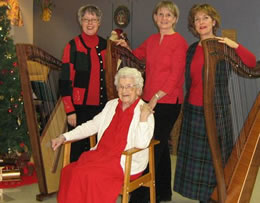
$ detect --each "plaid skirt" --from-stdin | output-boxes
[173,103,233,201]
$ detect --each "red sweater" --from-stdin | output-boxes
[189,44,256,106]
[133,32,188,104]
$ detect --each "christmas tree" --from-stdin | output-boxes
[0,5,29,155]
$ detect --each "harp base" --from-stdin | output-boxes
[36,192,57,202]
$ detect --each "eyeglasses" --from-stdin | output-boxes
[118,84,136,91]
[82,18,99,24]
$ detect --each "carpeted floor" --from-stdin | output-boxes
[1,155,259,203]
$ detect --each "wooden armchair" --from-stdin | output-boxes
[62,135,159,203]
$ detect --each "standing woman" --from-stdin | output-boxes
[59,5,107,162]
[118,1,188,202]
[174,4,256,203]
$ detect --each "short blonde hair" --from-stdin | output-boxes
[114,67,144,94]
[188,4,221,38]
[153,0,180,29]
[78,4,102,25]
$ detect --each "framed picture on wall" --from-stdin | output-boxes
[114,5,130,28]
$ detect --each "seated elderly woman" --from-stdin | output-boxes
[52,67,155,203]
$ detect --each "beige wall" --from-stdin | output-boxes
[11,0,33,44]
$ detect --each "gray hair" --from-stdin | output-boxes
[114,67,144,94]
[78,4,102,25]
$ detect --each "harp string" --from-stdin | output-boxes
[211,40,234,165]
[16,44,67,196]
[210,37,260,178]
[226,46,260,162]
[227,49,244,160]
[111,41,145,75]
[202,37,260,202]
[29,53,57,134]
[26,46,64,171]
[218,42,253,164]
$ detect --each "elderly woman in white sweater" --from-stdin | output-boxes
[52,67,154,203]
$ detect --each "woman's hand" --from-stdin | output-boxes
[67,113,77,127]
[148,96,158,110]
[148,91,166,110]
[140,103,154,122]
[115,39,132,51]
[52,135,66,151]
[216,37,239,49]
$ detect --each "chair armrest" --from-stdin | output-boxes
[63,134,97,146]
[122,139,160,156]
[63,137,159,168]
[62,134,97,167]
[64,140,79,144]
[121,138,160,195]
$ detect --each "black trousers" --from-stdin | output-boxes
[130,102,181,203]
[69,105,104,162]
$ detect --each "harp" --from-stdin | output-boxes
[201,38,260,203]
[105,40,145,100]
[16,44,67,200]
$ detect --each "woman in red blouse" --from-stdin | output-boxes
[174,4,256,203]
[117,1,188,202]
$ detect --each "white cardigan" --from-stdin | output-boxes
[63,98,155,175]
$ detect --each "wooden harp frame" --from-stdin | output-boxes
[105,40,145,100]
[16,44,67,200]
[202,38,260,203]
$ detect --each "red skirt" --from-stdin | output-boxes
[57,149,124,203]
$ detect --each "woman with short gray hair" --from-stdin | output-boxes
[59,4,107,162]
[78,4,102,25]
[52,67,154,203]
[114,66,144,94]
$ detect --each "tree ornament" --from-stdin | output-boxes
[10,97,15,102]
[8,108,13,113]
[10,69,14,74]
[13,62,17,67]
[5,53,12,59]
[1,69,8,75]
[0,95,4,100]
[0,26,2,31]
[17,117,21,126]
[18,96,23,102]
[8,148,12,154]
